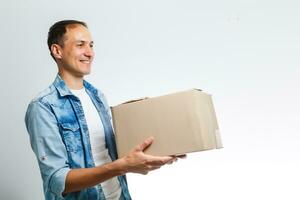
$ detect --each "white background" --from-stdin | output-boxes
[1,0,299,199]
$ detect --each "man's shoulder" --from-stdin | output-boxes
[30,84,57,105]
[25,84,58,122]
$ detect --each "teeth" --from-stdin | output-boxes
[81,60,90,63]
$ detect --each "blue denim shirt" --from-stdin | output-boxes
[25,75,131,200]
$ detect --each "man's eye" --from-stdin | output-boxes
[90,44,94,48]
[77,43,84,47]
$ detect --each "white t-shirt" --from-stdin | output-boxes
[71,88,121,200]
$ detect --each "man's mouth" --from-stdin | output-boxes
[80,60,92,64]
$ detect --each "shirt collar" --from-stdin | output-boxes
[83,79,98,95]
[53,74,98,97]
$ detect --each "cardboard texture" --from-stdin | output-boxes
[111,89,222,157]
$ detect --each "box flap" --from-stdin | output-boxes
[120,97,149,105]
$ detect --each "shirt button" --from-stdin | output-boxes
[41,155,47,161]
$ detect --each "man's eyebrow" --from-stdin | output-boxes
[76,40,94,44]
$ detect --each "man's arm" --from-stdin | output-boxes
[63,137,175,194]
[25,100,71,198]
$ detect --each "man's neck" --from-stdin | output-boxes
[59,71,84,90]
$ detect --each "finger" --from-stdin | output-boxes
[166,159,173,165]
[147,160,167,166]
[167,157,178,165]
[149,166,161,171]
[145,164,161,171]
[146,155,174,165]
[134,137,154,151]
[174,154,187,159]
[141,171,148,175]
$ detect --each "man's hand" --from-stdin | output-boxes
[119,137,179,175]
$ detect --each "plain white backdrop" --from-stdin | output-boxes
[1,0,299,199]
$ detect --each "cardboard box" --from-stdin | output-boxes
[111,89,222,157]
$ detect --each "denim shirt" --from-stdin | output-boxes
[25,75,131,200]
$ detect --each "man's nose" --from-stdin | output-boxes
[84,46,94,58]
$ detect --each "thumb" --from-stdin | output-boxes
[134,137,154,152]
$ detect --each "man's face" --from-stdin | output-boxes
[57,24,94,77]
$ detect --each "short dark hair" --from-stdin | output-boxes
[47,20,87,60]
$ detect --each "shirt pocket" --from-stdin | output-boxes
[60,122,83,153]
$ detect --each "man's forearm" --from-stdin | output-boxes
[63,158,127,194]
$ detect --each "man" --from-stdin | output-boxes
[25,20,181,200]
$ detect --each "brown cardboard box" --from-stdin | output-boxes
[111,89,222,157]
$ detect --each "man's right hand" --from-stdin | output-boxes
[118,137,176,175]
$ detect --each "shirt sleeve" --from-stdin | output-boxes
[25,100,70,199]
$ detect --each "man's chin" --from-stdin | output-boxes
[83,69,91,75]
[74,70,91,78]
[80,66,91,76]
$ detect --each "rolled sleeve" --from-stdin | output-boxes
[25,100,70,199]
[49,167,70,198]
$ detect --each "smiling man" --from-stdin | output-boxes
[25,20,179,200]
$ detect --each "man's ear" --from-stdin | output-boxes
[51,44,63,60]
